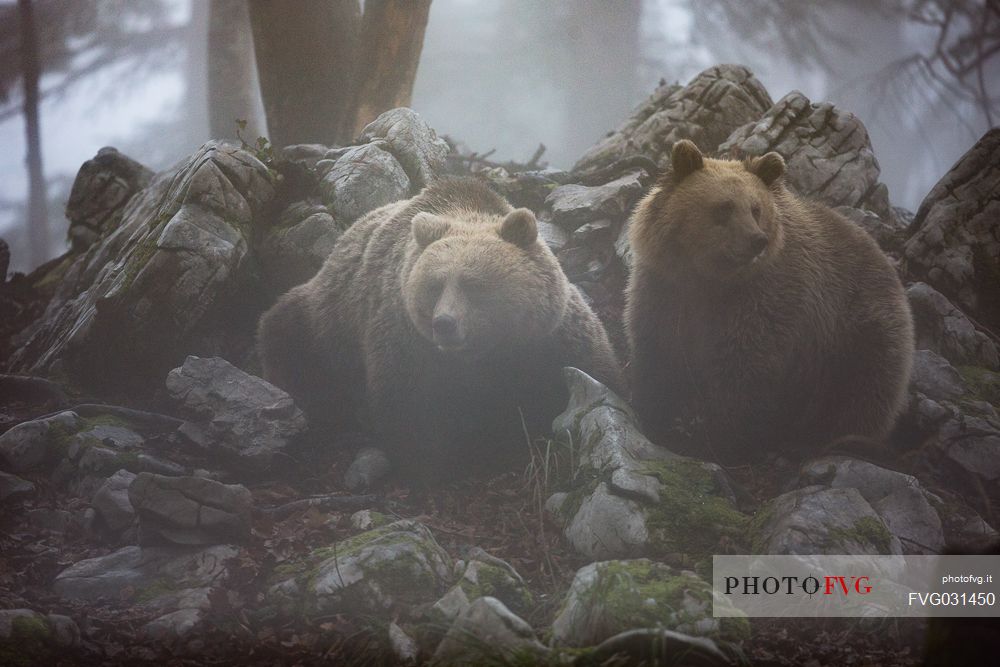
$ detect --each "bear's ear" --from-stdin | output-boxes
[749,151,785,186]
[499,208,538,248]
[670,140,704,182]
[412,212,451,248]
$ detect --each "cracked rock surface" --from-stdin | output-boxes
[66,147,153,252]
[166,355,307,469]
[903,128,1000,332]
[908,282,999,370]
[720,91,888,218]
[573,65,772,175]
[546,369,746,561]
[128,472,252,545]
[6,142,275,392]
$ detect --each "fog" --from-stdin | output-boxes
[1,0,994,273]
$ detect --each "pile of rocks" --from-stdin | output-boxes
[1,63,997,664]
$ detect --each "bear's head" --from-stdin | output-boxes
[404,207,570,354]
[634,139,788,281]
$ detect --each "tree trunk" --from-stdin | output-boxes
[18,0,49,269]
[247,0,360,148]
[347,0,432,138]
[185,0,211,145]
[208,0,265,140]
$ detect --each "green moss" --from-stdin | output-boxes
[46,419,80,458]
[33,255,75,291]
[829,516,894,554]
[746,502,780,555]
[556,471,601,523]
[461,562,533,614]
[83,414,135,430]
[639,459,749,559]
[0,615,53,667]
[273,523,448,617]
[958,366,1000,407]
[121,236,159,291]
[576,561,749,644]
[135,578,178,603]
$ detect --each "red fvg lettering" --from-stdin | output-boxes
[823,576,872,595]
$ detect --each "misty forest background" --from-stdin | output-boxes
[1,0,998,275]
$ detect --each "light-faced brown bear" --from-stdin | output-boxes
[258,178,623,477]
[625,140,913,463]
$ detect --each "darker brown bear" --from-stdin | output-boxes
[625,140,913,463]
[258,178,623,476]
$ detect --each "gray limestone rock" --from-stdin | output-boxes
[798,455,948,554]
[0,411,82,473]
[573,65,772,175]
[835,205,907,252]
[911,349,969,402]
[53,543,239,602]
[65,146,153,251]
[590,629,737,667]
[318,143,410,222]
[750,486,902,555]
[432,547,532,621]
[551,560,747,648]
[257,201,345,292]
[548,368,745,561]
[907,282,999,370]
[7,142,275,392]
[545,171,644,231]
[357,107,449,188]
[935,412,1000,486]
[433,597,548,665]
[91,469,138,533]
[872,486,945,555]
[720,91,888,217]
[166,355,307,468]
[0,470,35,503]
[269,520,452,618]
[128,472,253,545]
[903,129,1000,332]
[0,609,80,653]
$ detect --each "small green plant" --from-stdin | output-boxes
[236,118,276,167]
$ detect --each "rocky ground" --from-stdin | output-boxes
[1,65,998,665]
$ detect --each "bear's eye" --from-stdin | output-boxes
[712,202,733,225]
[459,275,488,298]
[426,276,445,299]
[751,203,762,221]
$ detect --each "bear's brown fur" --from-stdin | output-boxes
[625,140,913,462]
[258,178,623,476]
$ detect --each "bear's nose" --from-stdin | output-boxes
[750,233,768,256]
[432,314,461,344]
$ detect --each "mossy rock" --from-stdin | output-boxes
[269,520,453,620]
[0,610,77,666]
[551,559,749,648]
[958,366,1000,407]
[640,458,748,559]
[748,486,901,555]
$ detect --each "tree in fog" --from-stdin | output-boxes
[691,0,999,128]
[16,0,48,268]
[248,0,433,148]
[208,0,265,140]
[0,0,190,269]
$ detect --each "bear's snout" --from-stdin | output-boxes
[432,313,462,346]
[749,232,768,257]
